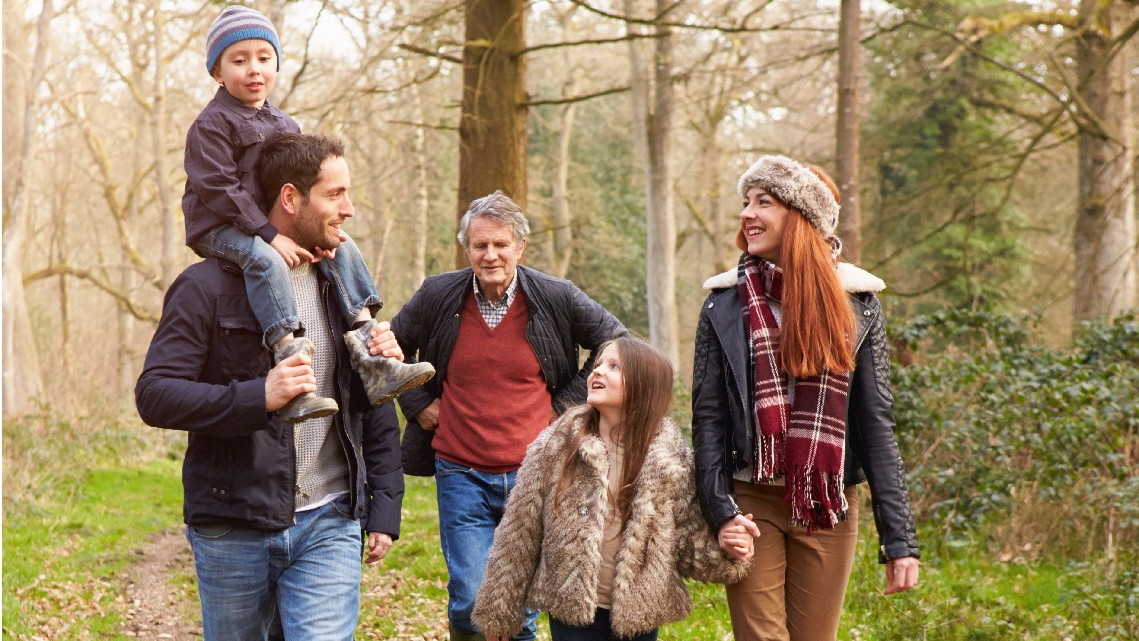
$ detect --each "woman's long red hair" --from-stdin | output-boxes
[779,210,856,377]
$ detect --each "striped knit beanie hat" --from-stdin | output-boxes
[206,6,280,74]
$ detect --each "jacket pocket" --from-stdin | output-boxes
[217,310,269,381]
[233,124,269,176]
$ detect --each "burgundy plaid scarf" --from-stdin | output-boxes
[738,254,851,530]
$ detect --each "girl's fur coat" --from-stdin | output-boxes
[472,406,750,638]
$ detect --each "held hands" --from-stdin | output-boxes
[883,556,920,595]
[718,513,760,562]
[365,320,404,360]
[364,532,393,564]
[269,234,315,267]
[264,351,317,412]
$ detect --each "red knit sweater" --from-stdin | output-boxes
[433,291,553,472]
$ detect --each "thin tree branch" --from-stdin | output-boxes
[24,265,159,322]
[564,0,799,33]
[398,42,463,64]
[522,85,628,107]
[517,32,662,56]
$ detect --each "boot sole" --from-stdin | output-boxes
[370,369,435,407]
[278,403,340,424]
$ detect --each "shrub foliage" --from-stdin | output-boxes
[891,309,1139,559]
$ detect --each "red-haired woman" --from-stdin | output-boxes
[691,155,920,640]
[474,336,751,641]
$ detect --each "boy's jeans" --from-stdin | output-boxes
[185,495,362,641]
[194,225,381,347]
[435,457,539,641]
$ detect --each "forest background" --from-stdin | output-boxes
[3,0,1138,638]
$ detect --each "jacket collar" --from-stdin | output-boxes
[702,261,886,293]
[568,410,683,479]
[213,85,280,121]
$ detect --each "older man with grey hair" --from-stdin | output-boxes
[391,190,626,641]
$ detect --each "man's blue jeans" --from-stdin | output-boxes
[435,457,539,641]
[185,496,363,641]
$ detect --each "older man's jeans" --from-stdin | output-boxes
[184,495,362,641]
[435,457,539,641]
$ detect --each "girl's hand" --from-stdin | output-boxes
[718,513,759,562]
[883,556,919,594]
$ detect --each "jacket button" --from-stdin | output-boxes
[708,302,714,309]
[577,505,588,516]
[258,130,264,140]
[863,309,871,317]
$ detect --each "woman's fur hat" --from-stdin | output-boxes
[737,155,842,255]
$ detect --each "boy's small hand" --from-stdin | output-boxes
[313,246,338,262]
[269,235,315,267]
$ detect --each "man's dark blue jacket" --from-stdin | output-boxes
[135,257,403,537]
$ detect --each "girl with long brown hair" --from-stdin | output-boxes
[473,336,751,641]
[691,155,920,640]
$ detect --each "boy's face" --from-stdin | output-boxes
[212,38,277,109]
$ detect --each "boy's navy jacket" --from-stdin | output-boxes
[182,86,300,247]
[135,257,404,537]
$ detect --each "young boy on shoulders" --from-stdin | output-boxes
[182,6,433,422]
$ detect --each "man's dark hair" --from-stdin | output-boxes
[257,133,346,211]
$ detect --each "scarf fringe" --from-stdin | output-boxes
[786,464,848,532]
[755,432,784,483]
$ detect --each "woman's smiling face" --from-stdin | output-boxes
[739,186,792,265]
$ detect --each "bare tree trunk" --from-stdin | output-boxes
[546,5,579,279]
[119,265,138,411]
[2,0,51,416]
[625,0,679,369]
[411,82,429,288]
[1073,0,1138,324]
[835,0,863,264]
[151,0,177,287]
[457,0,527,267]
[551,103,576,278]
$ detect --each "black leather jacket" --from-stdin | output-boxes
[690,270,919,563]
[392,265,626,475]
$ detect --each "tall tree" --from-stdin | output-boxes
[457,0,527,267]
[945,0,1138,322]
[2,0,52,416]
[835,0,862,263]
[625,0,679,370]
[1072,0,1137,323]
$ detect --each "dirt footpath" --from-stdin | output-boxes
[119,528,201,639]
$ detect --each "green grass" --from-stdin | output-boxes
[5,415,1136,640]
[3,459,184,639]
